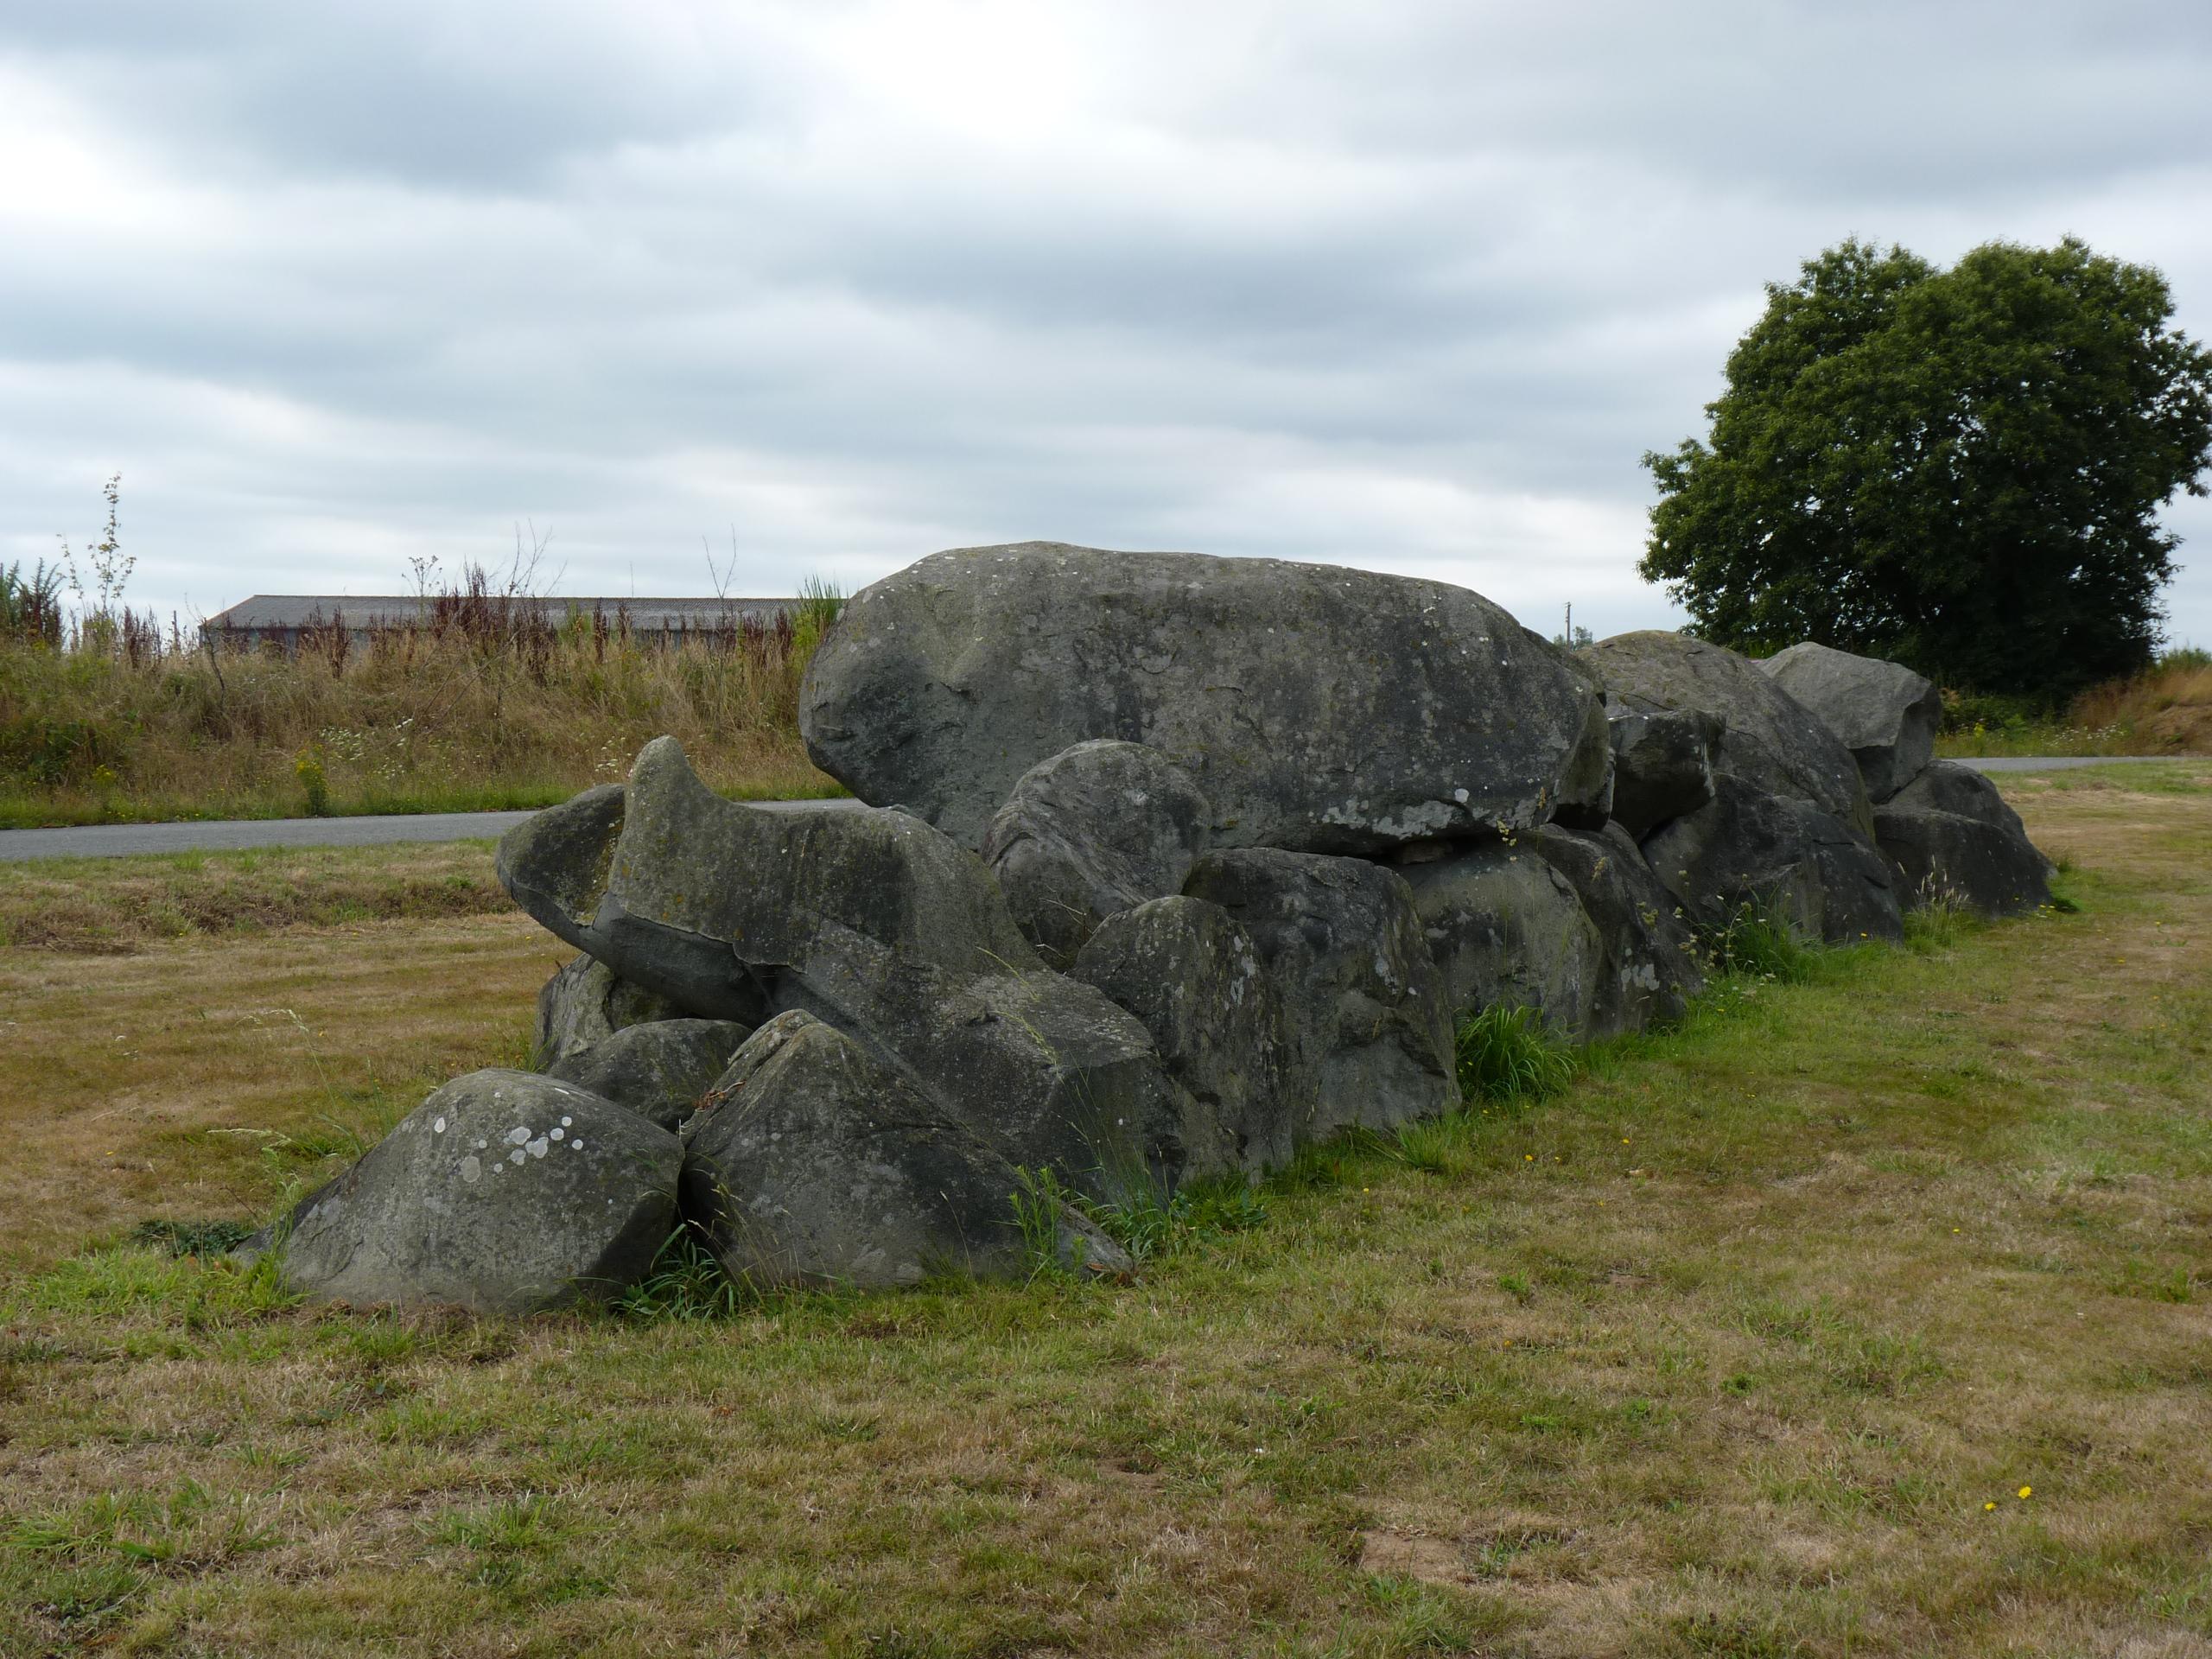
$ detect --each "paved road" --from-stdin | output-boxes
[0,798,861,862]
[1958,755,2169,773]
[0,758,2180,862]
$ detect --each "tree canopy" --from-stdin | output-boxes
[1641,237,2212,698]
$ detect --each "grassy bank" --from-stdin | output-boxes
[3,770,2209,1653]
[1936,649,2212,758]
[0,594,843,829]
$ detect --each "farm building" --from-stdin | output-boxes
[201,594,797,652]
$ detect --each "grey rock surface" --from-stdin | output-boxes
[1889,759,2035,826]
[1529,824,1706,1036]
[1760,642,1941,802]
[545,1018,754,1132]
[499,738,1187,1197]
[1873,803,2055,917]
[1875,762,2053,915]
[1606,707,1719,838]
[1183,848,1458,1142]
[1643,774,1904,944]
[680,1013,1128,1288]
[800,542,1608,855]
[1399,837,1603,1039]
[532,952,682,1069]
[1590,632,1874,838]
[253,1069,681,1314]
[982,740,1212,969]
[1071,895,1296,1179]
[498,747,1036,1023]
[1553,649,1618,831]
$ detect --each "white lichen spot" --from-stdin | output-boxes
[434,1116,448,1134]
[1452,787,1470,804]
[506,1126,531,1147]
[528,1137,549,1160]
[571,1141,585,1153]
[560,1116,573,1128]
[509,1149,526,1166]
[474,1139,487,1151]
[459,1155,481,1184]
[550,1126,565,1141]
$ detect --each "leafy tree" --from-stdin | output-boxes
[1642,238,2212,697]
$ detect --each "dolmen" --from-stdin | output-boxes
[244,542,2054,1313]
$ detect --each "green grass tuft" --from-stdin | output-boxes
[1903,876,1984,955]
[1009,1165,1078,1281]
[1707,893,1821,982]
[1454,1003,1580,1103]
[130,1218,256,1259]
[1080,1171,1269,1264]
[609,1226,754,1321]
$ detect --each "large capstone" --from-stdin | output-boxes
[1183,849,1458,1142]
[498,738,1188,1198]
[1605,707,1720,838]
[1643,774,1904,944]
[250,1070,680,1315]
[680,1013,1128,1288]
[800,542,1609,855]
[545,1019,754,1132]
[1759,642,1941,803]
[1589,632,1873,837]
[1874,761,2053,916]
[532,952,681,1069]
[1070,895,1297,1179]
[982,740,1213,970]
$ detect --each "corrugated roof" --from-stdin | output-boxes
[204,595,795,630]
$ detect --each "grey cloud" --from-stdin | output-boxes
[2,2,2208,648]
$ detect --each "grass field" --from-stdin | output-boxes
[2,765,2209,1656]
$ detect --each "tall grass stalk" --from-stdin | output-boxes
[1707,893,1821,983]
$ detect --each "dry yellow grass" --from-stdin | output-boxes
[0,911,549,1274]
[0,609,841,828]
[0,768,2208,1656]
[0,843,513,952]
[2070,660,2212,753]
[1939,657,2212,758]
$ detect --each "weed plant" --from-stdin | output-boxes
[1707,893,1821,982]
[1903,875,1983,954]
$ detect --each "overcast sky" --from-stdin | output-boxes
[5,2,2212,645]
